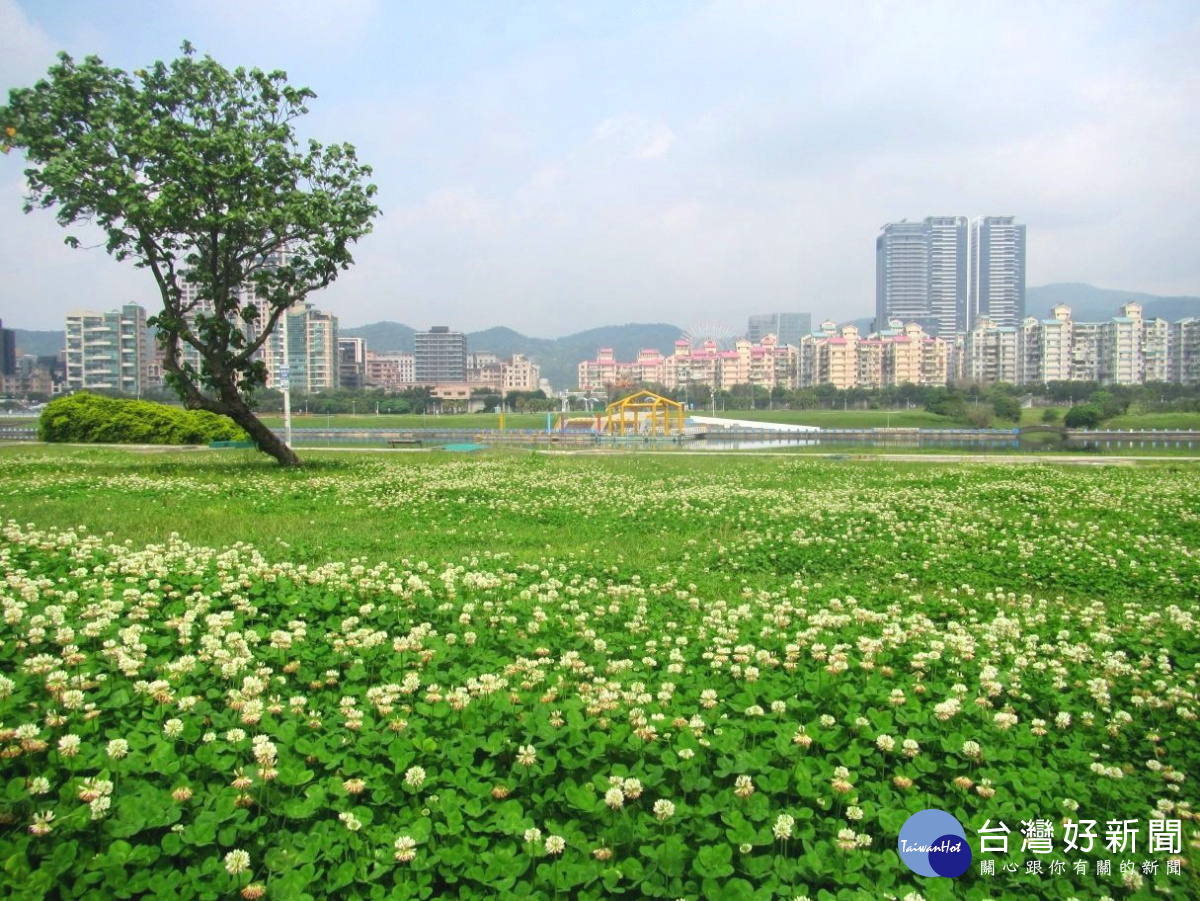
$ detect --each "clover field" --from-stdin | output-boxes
[0,447,1198,901]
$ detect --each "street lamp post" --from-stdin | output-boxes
[281,318,292,448]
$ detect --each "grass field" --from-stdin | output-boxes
[1,446,1198,900]
[256,408,1200,432]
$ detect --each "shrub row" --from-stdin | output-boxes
[38,393,248,445]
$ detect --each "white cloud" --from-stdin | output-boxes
[0,0,57,89]
[637,124,675,160]
[591,115,676,160]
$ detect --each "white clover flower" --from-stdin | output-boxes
[106,739,129,759]
[962,740,982,761]
[524,827,542,844]
[653,799,676,821]
[516,744,537,767]
[57,734,81,757]
[544,835,566,855]
[224,849,251,875]
[404,766,426,789]
[876,734,895,753]
[338,812,362,832]
[993,711,1019,731]
[604,787,625,810]
[394,835,417,863]
[734,775,755,799]
[29,810,55,836]
[677,748,695,760]
[773,813,795,840]
[163,718,184,738]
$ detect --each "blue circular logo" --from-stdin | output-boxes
[898,809,972,878]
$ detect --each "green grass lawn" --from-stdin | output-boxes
[1,446,1199,899]
[257,412,555,430]
[1105,411,1200,430]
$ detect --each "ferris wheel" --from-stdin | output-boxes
[681,319,738,350]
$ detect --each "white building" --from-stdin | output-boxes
[64,303,152,395]
[969,216,1026,329]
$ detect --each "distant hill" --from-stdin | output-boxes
[1027,283,1200,322]
[12,330,66,358]
[341,321,416,353]
[515,323,684,390]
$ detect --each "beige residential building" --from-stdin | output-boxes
[502,354,541,392]
[365,352,416,389]
[64,303,153,394]
[797,321,946,389]
[578,336,793,392]
[964,318,1020,385]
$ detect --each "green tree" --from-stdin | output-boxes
[989,391,1022,423]
[2,44,378,465]
[1064,404,1103,429]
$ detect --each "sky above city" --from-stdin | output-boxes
[2,0,1199,335]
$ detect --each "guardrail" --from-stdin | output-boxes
[0,427,38,441]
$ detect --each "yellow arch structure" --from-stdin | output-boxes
[604,390,685,437]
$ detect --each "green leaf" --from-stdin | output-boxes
[694,844,735,879]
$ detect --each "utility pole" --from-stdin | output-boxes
[281,315,292,448]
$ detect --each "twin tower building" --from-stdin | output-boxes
[876,216,1025,337]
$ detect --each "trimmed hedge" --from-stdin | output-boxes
[38,393,248,445]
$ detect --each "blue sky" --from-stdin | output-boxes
[2,0,1199,335]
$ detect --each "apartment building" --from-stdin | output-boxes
[64,304,153,394]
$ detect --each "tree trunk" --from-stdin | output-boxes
[221,398,302,466]
[156,332,301,466]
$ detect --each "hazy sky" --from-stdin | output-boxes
[2,0,1198,335]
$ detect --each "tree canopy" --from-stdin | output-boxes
[1,42,379,465]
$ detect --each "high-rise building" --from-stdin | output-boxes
[969,216,1026,329]
[747,313,811,347]
[64,304,152,394]
[876,222,929,332]
[875,217,967,337]
[879,215,1022,336]
[338,337,368,390]
[926,217,969,336]
[0,319,15,377]
[261,303,339,392]
[415,326,467,383]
